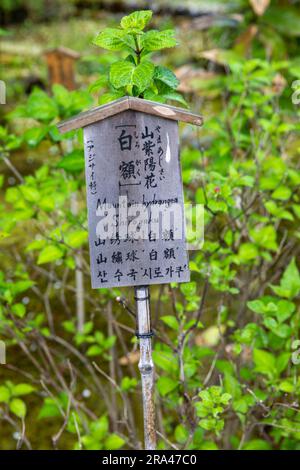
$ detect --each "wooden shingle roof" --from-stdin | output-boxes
[57,96,203,134]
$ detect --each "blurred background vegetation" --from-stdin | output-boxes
[1,0,300,450]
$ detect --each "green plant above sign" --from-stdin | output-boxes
[91,10,187,107]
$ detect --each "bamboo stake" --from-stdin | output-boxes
[134,285,156,450]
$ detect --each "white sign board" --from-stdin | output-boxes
[83,109,190,288]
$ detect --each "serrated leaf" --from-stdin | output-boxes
[132,61,154,92]
[110,60,135,89]
[93,28,134,51]
[99,91,124,105]
[109,59,154,92]
[142,30,177,51]
[162,91,188,107]
[154,66,179,89]
[88,77,109,94]
[120,10,152,31]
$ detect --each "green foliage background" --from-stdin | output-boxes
[1,0,300,450]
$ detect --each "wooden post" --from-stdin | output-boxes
[135,286,156,450]
[44,46,80,91]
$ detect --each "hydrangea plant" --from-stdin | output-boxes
[91,10,187,106]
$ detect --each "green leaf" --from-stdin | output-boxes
[38,398,61,419]
[86,345,102,357]
[243,439,272,450]
[19,186,40,203]
[52,84,72,109]
[161,315,179,331]
[58,149,84,173]
[13,383,36,396]
[0,386,10,403]
[104,434,125,450]
[154,66,179,89]
[110,60,135,89]
[99,91,124,105]
[142,30,177,51]
[253,349,276,378]
[276,352,290,374]
[37,245,64,265]
[91,415,109,440]
[272,186,291,201]
[120,10,152,31]
[276,300,295,323]
[161,91,188,107]
[83,321,94,335]
[93,28,134,51]
[251,225,277,251]
[27,89,58,122]
[88,77,109,94]
[65,230,87,249]
[24,126,48,147]
[271,258,300,299]
[109,60,154,92]
[157,376,178,396]
[120,377,138,391]
[152,350,178,373]
[277,380,294,393]
[10,398,26,418]
[174,424,189,444]
[11,303,26,318]
[82,435,102,450]
[264,6,300,37]
[132,61,155,92]
[238,243,259,262]
[62,320,76,333]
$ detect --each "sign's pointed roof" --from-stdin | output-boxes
[57,96,203,134]
[44,46,80,59]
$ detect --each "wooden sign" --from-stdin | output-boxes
[44,46,80,91]
[58,97,203,289]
